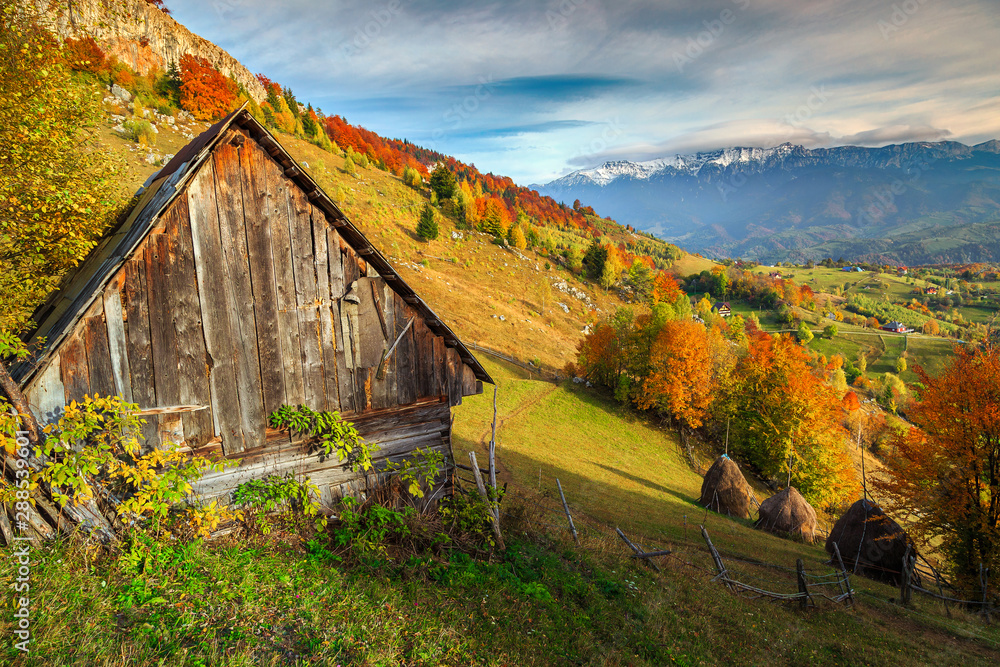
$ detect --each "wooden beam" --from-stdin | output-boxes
[138,404,210,415]
[306,189,321,201]
[403,295,419,305]
[283,166,301,178]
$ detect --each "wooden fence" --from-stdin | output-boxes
[464,341,562,382]
[485,473,994,620]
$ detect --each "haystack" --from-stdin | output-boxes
[825,498,916,585]
[700,455,752,519]
[755,486,817,542]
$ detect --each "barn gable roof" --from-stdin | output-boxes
[12,104,492,387]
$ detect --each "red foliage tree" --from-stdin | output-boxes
[179,54,237,121]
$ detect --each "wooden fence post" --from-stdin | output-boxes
[556,478,579,546]
[934,566,951,617]
[831,541,854,605]
[616,527,661,572]
[700,526,727,583]
[981,563,991,623]
[797,559,809,609]
[900,544,912,605]
[469,451,504,551]
[488,385,498,491]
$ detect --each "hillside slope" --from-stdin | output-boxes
[96,101,645,371]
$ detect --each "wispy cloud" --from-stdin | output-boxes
[168,0,1000,183]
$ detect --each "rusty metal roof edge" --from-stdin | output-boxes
[234,112,495,386]
[13,106,248,389]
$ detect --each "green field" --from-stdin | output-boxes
[3,357,998,665]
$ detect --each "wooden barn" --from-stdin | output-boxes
[8,104,492,507]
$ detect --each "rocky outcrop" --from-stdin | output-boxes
[42,0,265,102]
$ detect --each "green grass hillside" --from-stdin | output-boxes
[5,356,998,665]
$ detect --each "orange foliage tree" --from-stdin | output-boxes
[179,54,237,121]
[62,36,107,75]
[873,345,1000,582]
[719,331,857,508]
[637,320,716,428]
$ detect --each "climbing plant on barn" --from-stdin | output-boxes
[269,404,376,471]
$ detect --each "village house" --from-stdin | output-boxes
[713,302,731,317]
[8,104,492,508]
[879,321,911,334]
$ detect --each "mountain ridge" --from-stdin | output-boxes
[538,140,1000,264]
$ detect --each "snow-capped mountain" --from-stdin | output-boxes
[535,141,1000,264]
[556,144,799,187]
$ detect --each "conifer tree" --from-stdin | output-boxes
[429,165,456,200]
[417,203,438,241]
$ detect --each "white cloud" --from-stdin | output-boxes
[166,0,1000,183]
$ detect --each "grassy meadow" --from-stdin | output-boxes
[4,356,1000,666]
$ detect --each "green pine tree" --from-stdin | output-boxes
[417,203,438,241]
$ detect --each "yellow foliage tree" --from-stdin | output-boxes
[0,0,123,332]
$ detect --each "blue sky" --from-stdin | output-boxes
[168,0,1000,185]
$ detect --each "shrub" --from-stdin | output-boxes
[268,405,375,471]
[122,119,156,146]
[233,474,326,534]
[823,323,838,338]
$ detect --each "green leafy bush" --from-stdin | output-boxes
[121,119,157,146]
[269,405,375,471]
[233,473,326,534]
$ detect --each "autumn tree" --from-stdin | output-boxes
[600,245,624,290]
[718,331,857,508]
[507,223,527,250]
[402,166,422,189]
[480,198,508,238]
[797,321,814,344]
[873,345,1000,584]
[0,0,123,332]
[178,54,238,121]
[636,320,716,429]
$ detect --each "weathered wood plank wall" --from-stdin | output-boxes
[23,126,481,503]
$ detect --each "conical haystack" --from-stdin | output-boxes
[755,486,817,542]
[825,498,916,585]
[700,455,752,519]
